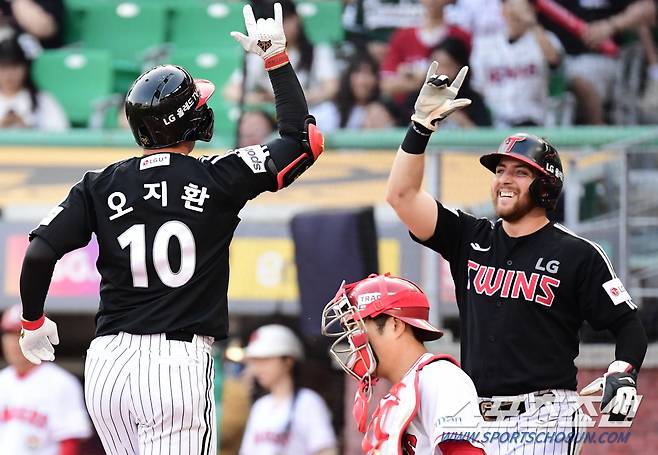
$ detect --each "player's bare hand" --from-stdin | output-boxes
[230,2,288,69]
[411,61,471,131]
[19,315,59,364]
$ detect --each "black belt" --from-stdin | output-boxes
[165,332,194,342]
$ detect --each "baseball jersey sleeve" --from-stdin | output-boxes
[29,173,96,258]
[50,369,93,441]
[295,389,337,452]
[410,201,481,263]
[577,244,636,330]
[417,361,484,450]
[201,147,274,209]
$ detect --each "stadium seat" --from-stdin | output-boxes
[32,49,114,127]
[170,2,246,50]
[79,2,167,62]
[297,1,344,44]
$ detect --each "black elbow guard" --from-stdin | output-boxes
[267,116,324,191]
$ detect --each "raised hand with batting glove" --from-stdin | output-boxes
[19,314,59,364]
[411,61,471,132]
[581,360,639,421]
[231,2,289,71]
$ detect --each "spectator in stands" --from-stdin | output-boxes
[638,25,658,123]
[380,0,469,119]
[225,0,339,108]
[539,0,656,124]
[445,0,505,37]
[0,305,92,454]
[342,0,425,63]
[429,37,491,127]
[0,0,64,49]
[0,31,69,131]
[240,324,337,455]
[312,52,398,132]
[238,109,276,148]
[469,0,561,127]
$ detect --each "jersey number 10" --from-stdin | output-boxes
[118,221,196,288]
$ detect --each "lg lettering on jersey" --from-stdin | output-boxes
[467,259,560,307]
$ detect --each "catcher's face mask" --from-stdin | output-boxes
[321,281,378,383]
[321,281,379,433]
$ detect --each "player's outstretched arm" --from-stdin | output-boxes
[231,3,323,191]
[386,62,471,240]
[18,236,60,364]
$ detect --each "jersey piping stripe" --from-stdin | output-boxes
[200,352,213,454]
[553,223,637,309]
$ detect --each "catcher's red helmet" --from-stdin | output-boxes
[342,274,443,341]
[322,273,442,384]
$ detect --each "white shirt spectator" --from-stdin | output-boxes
[0,363,92,455]
[0,88,69,131]
[311,101,366,132]
[240,387,336,455]
[446,0,505,36]
[470,30,562,126]
[232,44,339,106]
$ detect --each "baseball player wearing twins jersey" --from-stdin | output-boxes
[322,274,485,455]
[387,61,648,454]
[0,305,92,455]
[16,4,323,454]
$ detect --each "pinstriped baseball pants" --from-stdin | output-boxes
[84,332,216,455]
[479,390,591,455]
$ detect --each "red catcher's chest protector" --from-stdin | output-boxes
[361,354,460,455]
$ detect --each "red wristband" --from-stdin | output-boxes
[21,314,45,331]
[265,50,289,71]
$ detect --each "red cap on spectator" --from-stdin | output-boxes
[1,305,22,333]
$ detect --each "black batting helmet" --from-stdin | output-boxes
[479,133,564,210]
[125,65,215,149]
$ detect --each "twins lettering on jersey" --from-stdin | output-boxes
[467,259,561,307]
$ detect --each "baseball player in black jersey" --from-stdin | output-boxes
[16,4,323,454]
[386,61,648,454]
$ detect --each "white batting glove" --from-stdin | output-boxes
[19,315,59,364]
[230,2,289,71]
[411,61,471,132]
[580,360,639,420]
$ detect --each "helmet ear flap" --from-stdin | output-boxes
[530,175,562,210]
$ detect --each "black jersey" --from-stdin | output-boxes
[413,202,637,397]
[30,145,287,339]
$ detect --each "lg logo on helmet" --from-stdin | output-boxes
[544,163,564,181]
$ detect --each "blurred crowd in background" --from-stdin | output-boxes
[0,0,657,144]
[1,1,658,454]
